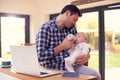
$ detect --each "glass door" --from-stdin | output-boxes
[49,4,120,80]
[76,11,99,71]
[104,8,120,80]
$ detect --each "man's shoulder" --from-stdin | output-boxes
[39,23,54,32]
[41,19,58,30]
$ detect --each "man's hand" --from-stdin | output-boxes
[61,37,75,50]
[54,37,74,55]
[75,54,90,66]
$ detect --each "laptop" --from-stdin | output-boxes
[10,45,61,77]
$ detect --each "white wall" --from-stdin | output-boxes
[77,0,120,9]
[0,0,40,43]
[0,0,120,43]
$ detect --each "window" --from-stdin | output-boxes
[0,13,30,58]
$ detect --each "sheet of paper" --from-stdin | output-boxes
[0,72,20,80]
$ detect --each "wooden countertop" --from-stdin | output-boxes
[0,67,97,80]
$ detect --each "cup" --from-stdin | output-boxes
[1,61,11,68]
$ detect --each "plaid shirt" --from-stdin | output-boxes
[36,18,77,70]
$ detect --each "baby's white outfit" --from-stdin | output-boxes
[65,42,89,72]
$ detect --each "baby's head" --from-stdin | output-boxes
[75,32,88,44]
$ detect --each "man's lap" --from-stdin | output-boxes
[74,65,101,80]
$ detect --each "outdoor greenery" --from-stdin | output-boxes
[89,53,120,70]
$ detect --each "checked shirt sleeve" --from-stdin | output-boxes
[36,24,55,67]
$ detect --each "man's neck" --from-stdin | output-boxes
[56,15,64,29]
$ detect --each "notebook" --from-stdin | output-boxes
[10,45,61,77]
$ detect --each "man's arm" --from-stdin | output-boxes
[54,38,75,55]
[74,43,90,65]
[75,53,90,65]
[36,26,55,62]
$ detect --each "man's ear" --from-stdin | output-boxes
[65,10,71,16]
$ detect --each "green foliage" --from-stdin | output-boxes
[89,53,120,71]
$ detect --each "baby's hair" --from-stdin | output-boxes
[77,32,88,41]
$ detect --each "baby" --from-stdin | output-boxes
[65,32,89,72]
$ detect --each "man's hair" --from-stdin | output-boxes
[60,4,82,17]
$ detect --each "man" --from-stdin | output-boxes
[36,4,101,80]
